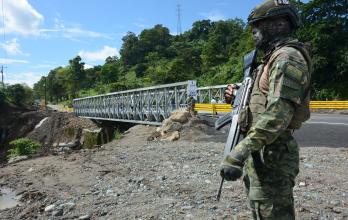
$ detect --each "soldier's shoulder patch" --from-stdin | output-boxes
[286,63,303,82]
[282,77,301,90]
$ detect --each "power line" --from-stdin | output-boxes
[177,4,182,35]
[1,0,6,86]
[1,0,4,43]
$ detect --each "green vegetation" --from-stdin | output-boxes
[32,0,347,101]
[64,127,77,139]
[0,84,34,107]
[114,129,123,140]
[83,132,99,149]
[0,88,6,106]
[295,0,347,100]
[7,138,41,159]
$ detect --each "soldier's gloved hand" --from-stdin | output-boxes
[224,84,238,104]
[220,152,245,181]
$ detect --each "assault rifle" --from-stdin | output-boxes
[215,49,258,201]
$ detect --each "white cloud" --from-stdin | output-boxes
[132,18,150,29]
[29,64,55,69]
[4,71,43,88]
[200,10,226,21]
[63,27,108,39]
[2,0,44,36]
[133,22,150,29]
[78,46,119,62]
[0,58,29,64]
[0,38,29,56]
[39,17,111,41]
[84,64,94,69]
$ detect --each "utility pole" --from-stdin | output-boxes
[1,65,3,87]
[177,4,182,35]
[44,76,47,109]
[0,65,6,87]
[1,0,7,88]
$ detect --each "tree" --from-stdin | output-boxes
[5,84,33,106]
[296,0,348,99]
[0,88,6,106]
[120,32,142,67]
[99,56,120,84]
[33,77,46,100]
[46,68,67,103]
[201,19,245,68]
[189,20,212,41]
[139,24,171,55]
[84,65,101,88]
[67,56,85,98]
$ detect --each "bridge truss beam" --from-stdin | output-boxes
[73,81,197,125]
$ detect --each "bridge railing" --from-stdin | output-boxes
[196,85,228,103]
[73,81,197,125]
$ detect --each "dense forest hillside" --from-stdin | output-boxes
[31,0,347,103]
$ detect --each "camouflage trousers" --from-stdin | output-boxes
[243,133,299,220]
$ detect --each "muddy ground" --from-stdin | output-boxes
[0,122,347,219]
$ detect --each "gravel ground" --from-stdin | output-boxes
[0,125,347,219]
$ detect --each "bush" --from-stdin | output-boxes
[312,88,339,101]
[7,138,41,159]
[83,132,98,149]
[114,129,123,140]
[5,84,34,106]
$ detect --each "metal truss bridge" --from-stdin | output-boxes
[73,81,227,125]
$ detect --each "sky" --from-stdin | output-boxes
[0,0,285,87]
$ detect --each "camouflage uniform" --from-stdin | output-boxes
[186,96,196,117]
[235,39,311,219]
[221,1,312,219]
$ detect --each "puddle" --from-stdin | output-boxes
[0,187,21,210]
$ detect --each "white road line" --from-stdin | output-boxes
[305,121,348,126]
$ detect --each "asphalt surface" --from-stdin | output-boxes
[294,113,348,148]
[207,113,348,148]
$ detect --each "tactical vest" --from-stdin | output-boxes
[246,41,312,130]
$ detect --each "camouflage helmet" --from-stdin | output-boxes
[248,0,301,28]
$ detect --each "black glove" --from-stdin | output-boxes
[220,153,244,181]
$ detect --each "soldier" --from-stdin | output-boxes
[220,0,312,219]
[186,96,196,117]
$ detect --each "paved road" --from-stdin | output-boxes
[294,113,348,147]
[208,113,348,148]
[47,104,60,111]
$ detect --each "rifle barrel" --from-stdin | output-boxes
[216,177,224,201]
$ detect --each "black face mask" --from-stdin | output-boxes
[251,18,293,52]
[251,26,271,51]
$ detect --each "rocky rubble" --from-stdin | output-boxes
[148,109,227,143]
[147,109,191,142]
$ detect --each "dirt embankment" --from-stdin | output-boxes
[0,105,98,163]
[0,106,48,162]
[26,112,98,152]
[0,115,347,219]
